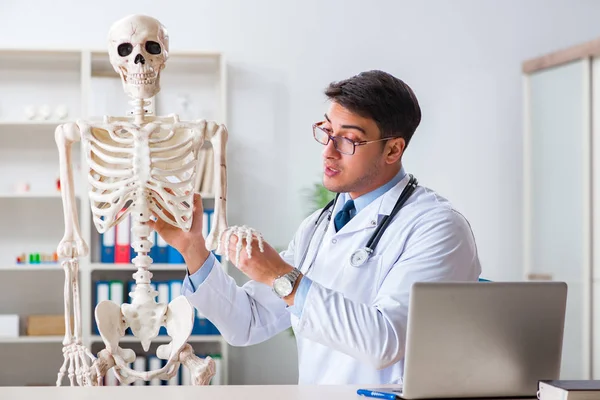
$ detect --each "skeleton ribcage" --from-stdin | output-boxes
[82,121,204,234]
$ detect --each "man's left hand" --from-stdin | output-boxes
[219,231,295,288]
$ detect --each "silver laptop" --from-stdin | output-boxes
[398,281,567,399]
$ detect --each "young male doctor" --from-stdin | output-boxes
[149,70,482,385]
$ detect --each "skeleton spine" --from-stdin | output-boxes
[129,98,152,125]
[130,195,155,287]
[129,98,154,291]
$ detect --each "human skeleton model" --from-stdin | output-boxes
[54,14,261,386]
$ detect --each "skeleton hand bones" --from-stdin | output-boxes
[216,225,301,291]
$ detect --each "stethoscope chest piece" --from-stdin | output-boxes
[350,248,372,267]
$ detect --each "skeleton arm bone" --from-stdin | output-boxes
[205,122,229,251]
[55,123,88,258]
[55,123,96,387]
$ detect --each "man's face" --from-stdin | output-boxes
[320,102,388,198]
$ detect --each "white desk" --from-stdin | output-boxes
[0,385,537,399]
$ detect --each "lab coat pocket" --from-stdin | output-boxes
[339,254,383,304]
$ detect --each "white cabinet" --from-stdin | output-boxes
[522,39,600,380]
[0,48,229,386]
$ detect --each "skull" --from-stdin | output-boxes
[107,15,169,99]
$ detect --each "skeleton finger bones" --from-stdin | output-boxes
[217,225,265,266]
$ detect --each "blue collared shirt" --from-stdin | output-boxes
[183,167,407,316]
[182,252,216,294]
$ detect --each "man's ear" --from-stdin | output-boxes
[385,137,405,164]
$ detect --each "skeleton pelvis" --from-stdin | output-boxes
[122,302,167,352]
[96,283,196,356]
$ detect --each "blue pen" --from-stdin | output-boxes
[356,388,400,400]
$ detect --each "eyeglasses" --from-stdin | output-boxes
[312,121,396,155]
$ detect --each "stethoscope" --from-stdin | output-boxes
[298,174,418,271]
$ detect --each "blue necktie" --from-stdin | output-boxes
[334,200,355,232]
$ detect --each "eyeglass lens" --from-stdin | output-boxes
[314,126,354,154]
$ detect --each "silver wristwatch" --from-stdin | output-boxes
[272,268,301,298]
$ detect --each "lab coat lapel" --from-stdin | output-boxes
[334,174,412,236]
[378,173,412,216]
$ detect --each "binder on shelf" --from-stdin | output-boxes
[149,230,159,263]
[170,280,182,298]
[210,319,220,335]
[148,356,162,386]
[210,353,222,385]
[181,364,192,385]
[115,212,130,263]
[110,280,124,305]
[169,365,181,386]
[106,369,119,386]
[100,225,115,263]
[133,356,146,386]
[167,245,185,264]
[202,210,211,239]
[191,308,203,335]
[127,280,136,301]
[157,281,170,335]
[154,233,168,263]
[94,281,110,334]
[193,308,220,335]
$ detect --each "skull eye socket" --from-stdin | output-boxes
[118,43,133,57]
[145,41,162,55]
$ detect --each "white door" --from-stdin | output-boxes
[524,58,591,380]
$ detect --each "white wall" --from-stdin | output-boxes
[2,0,600,384]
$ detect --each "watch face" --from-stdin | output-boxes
[274,278,293,297]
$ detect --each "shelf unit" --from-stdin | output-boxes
[0,48,228,386]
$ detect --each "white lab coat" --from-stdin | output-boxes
[184,173,481,384]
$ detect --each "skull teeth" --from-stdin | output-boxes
[130,79,156,85]
[126,71,156,85]
[129,72,155,78]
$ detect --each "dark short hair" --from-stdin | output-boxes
[324,70,421,146]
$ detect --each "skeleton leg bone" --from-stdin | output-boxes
[179,344,216,385]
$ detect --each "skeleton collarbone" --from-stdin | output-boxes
[80,116,206,234]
